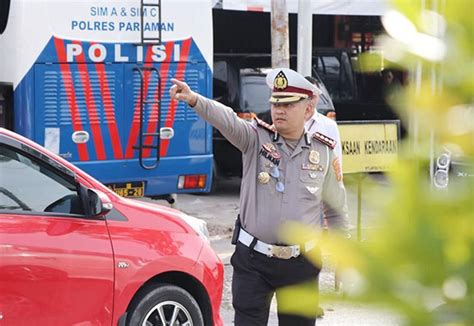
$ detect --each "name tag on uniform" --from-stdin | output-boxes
[260,143,281,165]
[301,163,324,171]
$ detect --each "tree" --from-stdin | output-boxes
[280,1,473,324]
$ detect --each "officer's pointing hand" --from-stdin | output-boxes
[170,79,198,107]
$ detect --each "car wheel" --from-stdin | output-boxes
[127,284,204,326]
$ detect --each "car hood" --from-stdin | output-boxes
[115,197,209,241]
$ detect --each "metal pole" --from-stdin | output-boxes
[297,0,312,76]
[271,0,290,68]
[429,0,444,188]
[357,173,362,241]
[412,0,426,152]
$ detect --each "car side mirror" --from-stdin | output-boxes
[87,189,113,217]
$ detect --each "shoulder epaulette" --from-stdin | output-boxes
[254,117,276,133]
[312,132,336,149]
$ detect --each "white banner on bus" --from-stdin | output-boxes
[0,0,213,88]
[220,0,388,16]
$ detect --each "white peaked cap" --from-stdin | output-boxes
[265,68,322,104]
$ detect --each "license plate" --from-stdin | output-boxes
[107,182,145,198]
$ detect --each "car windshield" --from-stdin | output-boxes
[315,52,354,101]
[240,74,271,115]
[310,73,334,113]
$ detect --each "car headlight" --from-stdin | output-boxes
[434,151,451,189]
[434,169,449,188]
[178,213,210,244]
[437,153,451,169]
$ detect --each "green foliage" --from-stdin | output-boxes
[280,1,474,325]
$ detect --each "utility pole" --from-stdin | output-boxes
[297,0,312,76]
[271,0,289,68]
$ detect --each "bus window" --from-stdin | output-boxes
[0,84,13,129]
[0,0,10,34]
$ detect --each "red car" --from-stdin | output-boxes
[0,128,223,326]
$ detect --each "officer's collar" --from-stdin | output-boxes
[304,132,311,147]
[275,132,311,147]
[272,131,280,142]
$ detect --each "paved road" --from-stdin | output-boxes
[145,176,401,325]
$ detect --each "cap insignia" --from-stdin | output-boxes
[274,71,288,90]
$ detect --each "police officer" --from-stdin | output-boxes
[170,68,349,326]
[304,76,343,167]
[304,75,345,317]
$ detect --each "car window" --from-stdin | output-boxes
[240,75,271,115]
[0,145,84,215]
[310,72,335,114]
[315,54,354,101]
[316,56,340,98]
[339,52,355,100]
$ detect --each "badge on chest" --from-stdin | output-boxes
[259,143,281,165]
[302,149,324,172]
[308,150,320,164]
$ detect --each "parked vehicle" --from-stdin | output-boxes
[432,148,473,190]
[0,0,215,199]
[212,54,335,179]
[213,66,269,178]
[312,48,405,126]
[0,127,223,326]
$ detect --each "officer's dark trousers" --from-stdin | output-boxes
[231,242,320,326]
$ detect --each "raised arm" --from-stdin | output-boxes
[170,78,256,152]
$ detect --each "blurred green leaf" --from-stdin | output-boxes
[277,1,474,324]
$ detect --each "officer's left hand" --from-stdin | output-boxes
[170,79,198,107]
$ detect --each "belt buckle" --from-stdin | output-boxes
[270,245,294,259]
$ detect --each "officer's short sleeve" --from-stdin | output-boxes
[330,122,343,168]
[322,148,350,232]
[192,95,256,152]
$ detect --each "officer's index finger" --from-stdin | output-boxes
[171,78,186,88]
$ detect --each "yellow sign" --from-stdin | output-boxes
[338,121,400,173]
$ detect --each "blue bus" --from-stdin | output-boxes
[0,0,214,200]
